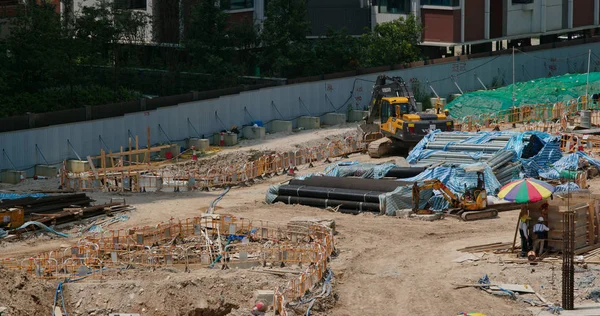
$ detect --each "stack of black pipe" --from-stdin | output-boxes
[0,193,92,216]
[273,176,415,214]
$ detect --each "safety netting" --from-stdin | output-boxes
[445,72,600,118]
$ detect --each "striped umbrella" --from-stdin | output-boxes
[498,178,555,204]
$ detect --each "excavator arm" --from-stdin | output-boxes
[412,180,461,213]
[365,75,417,124]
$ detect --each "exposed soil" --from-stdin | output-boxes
[2,123,600,316]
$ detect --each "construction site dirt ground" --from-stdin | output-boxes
[3,124,600,315]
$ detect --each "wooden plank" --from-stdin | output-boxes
[575,243,600,255]
[87,156,99,180]
[89,145,171,159]
[590,203,596,246]
[457,242,503,251]
[495,284,535,293]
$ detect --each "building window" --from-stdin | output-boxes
[420,0,459,6]
[512,0,533,3]
[220,0,254,10]
[114,0,147,10]
[379,0,410,14]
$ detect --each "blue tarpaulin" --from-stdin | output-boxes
[0,193,47,200]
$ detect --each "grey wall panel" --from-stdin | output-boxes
[2,43,600,173]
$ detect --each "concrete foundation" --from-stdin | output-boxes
[322,113,347,126]
[242,126,266,140]
[224,133,238,146]
[1,170,24,184]
[66,160,90,173]
[297,116,320,130]
[187,138,210,151]
[34,165,57,178]
[269,120,293,133]
[213,133,238,146]
[348,110,368,122]
[159,144,180,159]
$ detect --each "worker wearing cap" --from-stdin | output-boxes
[533,216,550,255]
[519,213,532,258]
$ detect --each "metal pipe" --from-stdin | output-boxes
[289,177,410,192]
[278,185,384,203]
[384,167,426,178]
[274,195,380,213]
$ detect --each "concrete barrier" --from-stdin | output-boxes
[242,126,266,140]
[1,170,24,184]
[66,160,90,173]
[269,120,293,133]
[348,110,368,122]
[187,138,210,151]
[159,144,180,159]
[322,113,347,126]
[34,165,58,178]
[297,116,320,130]
[213,133,238,146]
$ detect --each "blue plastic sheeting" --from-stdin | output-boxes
[555,182,580,193]
[323,161,396,179]
[551,153,581,171]
[382,162,502,214]
[398,163,501,197]
[0,221,70,239]
[407,130,440,164]
[519,135,563,178]
[0,193,47,200]
[407,130,561,165]
[539,151,600,180]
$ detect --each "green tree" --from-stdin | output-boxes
[186,0,234,75]
[360,15,423,67]
[74,2,149,100]
[313,28,361,74]
[260,0,311,77]
[2,2,71,94]
[228,17,261,75]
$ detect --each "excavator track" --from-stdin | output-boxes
[460,209,498,221]
[367,137,393,158]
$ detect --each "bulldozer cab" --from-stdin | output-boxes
[461,167,488,211]
[380,97,410,123]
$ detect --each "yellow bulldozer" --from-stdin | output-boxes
[358,75,454,158]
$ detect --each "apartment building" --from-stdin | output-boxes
[372,0,600,56]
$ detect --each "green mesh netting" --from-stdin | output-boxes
[446,72,600,118]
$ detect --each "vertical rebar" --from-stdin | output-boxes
[562,211,575,310]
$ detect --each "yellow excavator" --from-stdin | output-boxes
[359,75,454,158]
[411,166,498,221]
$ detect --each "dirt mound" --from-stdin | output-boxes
[0,268,56,315]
